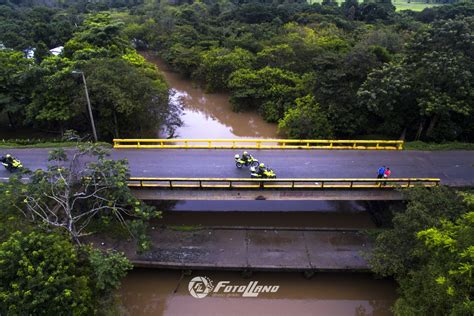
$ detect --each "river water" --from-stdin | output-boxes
[141,52,278,139]
[152,200,377,229]
[121,269,396,316]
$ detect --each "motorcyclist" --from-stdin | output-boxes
[0,154,15,167]
[257,163,267,176]
[242,151,251,164]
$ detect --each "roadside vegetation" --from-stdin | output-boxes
[0,138,111,148]
[1,5,175,141]
[0,141,160,314]
[405,141,474,151]
[369,187,474,315]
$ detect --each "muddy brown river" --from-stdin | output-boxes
[120,270,396,316]
[142,52,278,139]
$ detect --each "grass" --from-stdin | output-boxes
[307,0,445,11]
[392,0,443,11]
[86,217,131,240]
[361,228,386,241]
[0,139,111,149]
[167,225,204,232]
[405,141,474,151]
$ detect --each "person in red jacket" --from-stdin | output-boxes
[383,167,391,185]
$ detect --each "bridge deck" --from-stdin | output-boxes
[2,148,473,186]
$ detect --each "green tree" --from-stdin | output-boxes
[393,211,474,315]
[0,231,93,315]
[18,143,160,248]
[27,55,80,134]
[256,44,296,70]
[81,57,168,139]
[88,248,132,293]
[63,13,129,60]
[165,43,203,78]
[0,49,33,128]
[370,187,469,277]
[228,66,303,122]
[0,175,31,242]
[358,63,418,139]
[197,47,255,91]
[359,17,474,141]
[278,95,334,139]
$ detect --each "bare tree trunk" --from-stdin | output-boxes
[415,121,424,141]
[399,127,407,141]
[113,110,120,139]
[426,114,439,138]
[59,121,64,137]
[7,111,16,128]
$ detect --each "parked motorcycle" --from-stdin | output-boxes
[234,154,259,168]
[1,155,23,172]
[250,166,276,179]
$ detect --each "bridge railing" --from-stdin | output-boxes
[114,139,404,150]
[128,178,439,189]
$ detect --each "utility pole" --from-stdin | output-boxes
[72,70,98,142]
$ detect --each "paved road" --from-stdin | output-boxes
[2,148,474,186]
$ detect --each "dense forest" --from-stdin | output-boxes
[1,0,473,141]
[124,0,473,141]
[0,1,473,314]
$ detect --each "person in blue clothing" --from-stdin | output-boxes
[377,166,386,179]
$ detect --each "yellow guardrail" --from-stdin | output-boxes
[128,178,439,189]
[114,139,404,150]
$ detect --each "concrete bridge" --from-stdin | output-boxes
[2,147,472,200]
[128,177,439,200]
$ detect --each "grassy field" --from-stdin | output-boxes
[405,141,474,150]
[0,140,111,148]
[392,0,443,11]
[308,0,445,11]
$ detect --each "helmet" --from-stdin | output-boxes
[234,154,239,159]
[243,151,248,155]
[259,163,264,168]
[5,154,11,158]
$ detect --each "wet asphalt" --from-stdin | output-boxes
[1,148,473,186]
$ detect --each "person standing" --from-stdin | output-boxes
[377,166,386,179]
[383,167,391,186]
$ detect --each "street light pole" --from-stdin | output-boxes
[72,70,98,142]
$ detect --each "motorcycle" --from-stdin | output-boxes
[250,166,277,179]
[234,154,259,168]
[1,157,23,172]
